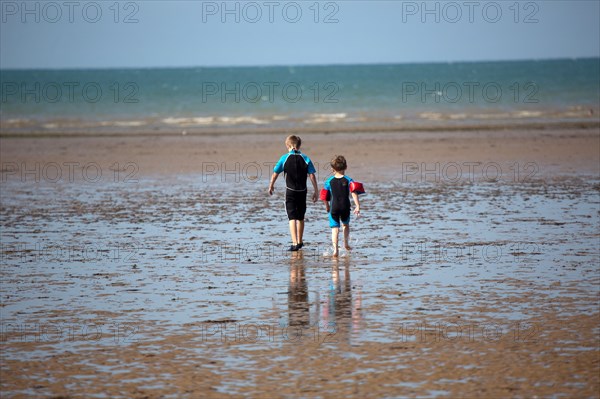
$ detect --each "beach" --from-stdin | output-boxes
[1,126,598,398]
[1,125,599,178]
[2,0,600,395]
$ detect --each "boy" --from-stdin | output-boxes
[321,155,361,257]
[268,135,319,251]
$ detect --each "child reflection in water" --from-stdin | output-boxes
[323,258,363,342]
[287,254,363,342]
[288,252,310,328]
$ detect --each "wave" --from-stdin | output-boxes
[305,113,348,124]
[162,116,269,126]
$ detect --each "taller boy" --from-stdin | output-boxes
[268,135,319,251]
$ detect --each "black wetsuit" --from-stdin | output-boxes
[324,175,353,227]
[274,150,316,220]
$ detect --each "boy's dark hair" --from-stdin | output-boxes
[285,135,301,149]
[330,155,347,172]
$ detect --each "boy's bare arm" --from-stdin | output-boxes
[268,173,279,195]
[351,192,361,215]
[309,174,318,203]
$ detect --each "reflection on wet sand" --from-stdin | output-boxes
[324,258,363,343]
[288,252,310,328]
[287,254,363,344]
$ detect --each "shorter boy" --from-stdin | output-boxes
[321,155,362,257]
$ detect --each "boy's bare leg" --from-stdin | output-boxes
[332,264,339,284]
[343,224,351,250]
[297,220,304,244]
[289,220,298,245]
[331,227,339,257]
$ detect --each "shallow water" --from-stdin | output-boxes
[1,173,599,396]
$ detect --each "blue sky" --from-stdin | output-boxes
[1,1,599,69]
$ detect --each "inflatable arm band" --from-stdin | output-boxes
[319,188,331,201]
[349,181,365,194]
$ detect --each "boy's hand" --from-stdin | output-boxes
[312,191,318,203]
[353,207,360,217]
[268,173,279,196]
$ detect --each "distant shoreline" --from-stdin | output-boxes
[1,120,598,139]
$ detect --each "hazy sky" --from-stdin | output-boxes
[1,1,599,69]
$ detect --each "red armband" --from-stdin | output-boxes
[319,188,331,201]
[350,181,365,194]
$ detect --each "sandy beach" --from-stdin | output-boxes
[1,127,599,398]
[1,126,598,180]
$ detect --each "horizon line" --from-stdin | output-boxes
[1,56,598,72]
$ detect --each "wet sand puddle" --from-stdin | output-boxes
[1,174,598,397]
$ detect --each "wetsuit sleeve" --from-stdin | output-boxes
[273,154,286,174]
[324,177,332,192]
[301,153,316,175]
[307,160,316,175]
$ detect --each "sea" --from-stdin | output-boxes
[1,58,598,135]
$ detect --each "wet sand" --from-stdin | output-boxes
[1,128,599,398]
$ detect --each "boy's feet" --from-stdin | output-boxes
[344,244,351,251]
[296,242,303,249]
[287,244,299,251]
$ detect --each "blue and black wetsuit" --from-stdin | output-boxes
[323,175,353,228]
[274,149,316,221]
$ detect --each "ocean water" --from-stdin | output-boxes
[1,58,598,134]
